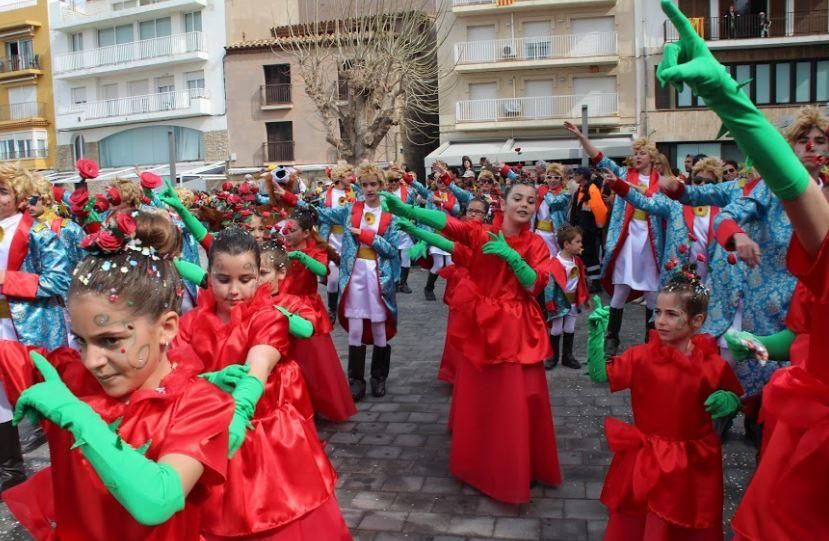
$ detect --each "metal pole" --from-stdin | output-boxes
[580,104,589,167]
[168,128,178,185]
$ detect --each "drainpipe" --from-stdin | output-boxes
[634,0,645,137]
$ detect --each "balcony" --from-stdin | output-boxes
[54,32,206,79]
[56,0,208,31]
[663,10,829,48]
[454,33,617,72]
[455,93,618,130]
[452,0,615,14]
[263,140,295,163]
[0,54,42,83]
[0,102,48,129]
[260,84,292,110]
[58,89,210,129]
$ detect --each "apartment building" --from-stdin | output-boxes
[0,0,56,169]
[48,0,228,172]
[643,0,829,167]
[428,0,641,166]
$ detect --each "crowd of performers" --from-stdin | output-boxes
[0,5,825,539]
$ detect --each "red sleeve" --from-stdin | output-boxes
[441,216,480,248]
[358,229,376,246]
[610,181,630,197]
[171,311,196,351]
[200,232,214,251]
[717,361,744,397]
[590,152,604,165]
[0,344,91,405]
[274,293,320,331]
[785,282,812,334]
[714,219,745,250]
[157,380,234,486]
[606,347,638,393]
[2,271,40,299]
[248,309,291,357]
[663,180,685,201]
[309,245,329,267]
[787,231,829,301]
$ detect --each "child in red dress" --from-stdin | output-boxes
[598,266,743,541]
[0,211,234,541]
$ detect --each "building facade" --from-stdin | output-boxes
[48,0,228,171]
[0,0,56,170]
[643,0,829,168]
[429,0,641,166]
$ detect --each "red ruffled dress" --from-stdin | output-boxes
[601,332,743,541]
[174,285,350,541]
[436,243,472,385]
[732,233,829,541]
[282,240,356,422]
[0,342,233,541]
[440,218,561,503]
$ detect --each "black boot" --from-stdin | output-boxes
[327,292,339,323]
[17,418,46,454]
[398,267,412,294]
[370,345,391,397]
[424,272,438,301]
[544,334,561,370]
[604,307,624,357]
[561,332,582,369]
[0,421,26,493]
[347,345,367,401]
[645,309,655,343]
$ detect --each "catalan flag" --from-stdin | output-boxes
[496,0,514,5]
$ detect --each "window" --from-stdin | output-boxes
[184,11,202,33]
[265,122,294,162]
[735,64,751,97]
[99,126,203,167]
[8,86,37,119]
[70,32,83,52]
[73,135,85,162]
[0,131,47,161]
[185,71,205,98]
[98,25,133,47]
[817,61,829,101]
[755,64,770,104]
[139,17,172,40]
[795,61,811,102]
[464,25,496,63]
[775,63,790,103]
[4,38,34,69]
[70,87,87,105]
[522,21,551,60]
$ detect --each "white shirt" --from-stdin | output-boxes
[0,213,24,302]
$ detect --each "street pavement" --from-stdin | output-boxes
[0,267,756,540]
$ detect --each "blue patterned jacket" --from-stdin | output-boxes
[3,213,70,349]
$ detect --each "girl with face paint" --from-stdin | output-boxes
[0,211,235,540]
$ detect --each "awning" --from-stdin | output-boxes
[424,137,634,167]
[43,161,227,188]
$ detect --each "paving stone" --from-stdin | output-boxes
[447,516,495,537]
[493,517,541,540]
[359,511,408,531]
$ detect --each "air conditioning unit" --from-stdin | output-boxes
[501,44,516,59]
[502,99,522,117]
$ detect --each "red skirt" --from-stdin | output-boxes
[203,495,352,541]
[449,358,561,503]
[292,334,357,422]
[3,468,56,541]
[604,511,722,541]
[438,311,460,384]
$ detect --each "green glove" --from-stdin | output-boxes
[227,374,264,458]
[408,240,428,262]
[276,305,315,338]
[704,390,741,419]
[658,0,811,201]
[13,352,185,525]
[143,188,161,208]
[757,328,796,361]
[481,231,537,289]
[287,250,327,277]
[160,180,209,242]
[174,258,207,288]
[200,364,250,393]
[587,296,610,382]
[380,192,447,230]
[397,218,455,254]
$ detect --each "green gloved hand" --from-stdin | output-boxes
[481,231,537,289]
[757,328,796,362]
[200,364,250,393]
[704,390,741,419]
[587,296,610,382]
[287,250,327,277]
[160,180,209,242]
[724,330,768,363]
[658,0,811,201]
[174,258,207,288]
[398,218,455,254]
[13,352,185,525]
[380,192,447,230]
[408,240,428,262]
[275,305,315,338]
[228,374,264,458]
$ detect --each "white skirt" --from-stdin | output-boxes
[344,259,387,322]
[428,245,451,257]
[612,219,660,292]
[396,232,413,250]
[329,232,344,254]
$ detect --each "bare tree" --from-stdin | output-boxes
[275,0,449,164]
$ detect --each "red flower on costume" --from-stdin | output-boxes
[222,182,233,191]
[678,244,688,254]
[69,190,89,213]
[79,233,98,249]
[96,230,122,252]
[105,186,122,206]
[115,212,137,237]
[76,159,99,180]
[93,194,109,213]
[139,172,163,190]
[727,253,738,265]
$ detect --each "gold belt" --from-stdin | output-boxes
[633,209,648,221]
[565,292,577,304]
[536,220,553,232]
[0,300,10,319]
[330,225,344,234]
[357,246,377,260]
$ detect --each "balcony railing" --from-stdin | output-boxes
[452,0,492,5]
[0,147,47,161]
[0,101,44,121]
[62,89,207,120]
[264,141,295,162]
[59,0,206,26]
[260,83,292,106]
[456,93,618,123]
[454,33,616,65]
[664,10,829,42]
[0,55,39,73]
[55,32,204,74]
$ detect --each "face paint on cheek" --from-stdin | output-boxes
[130,344,151,370]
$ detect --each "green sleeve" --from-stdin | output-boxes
[758,328,796,362]
[405,226,454,253]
